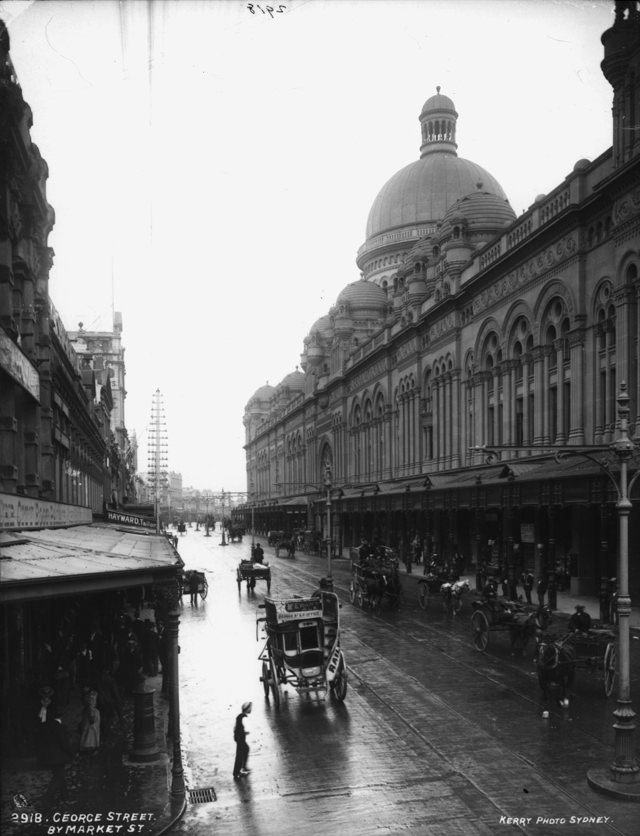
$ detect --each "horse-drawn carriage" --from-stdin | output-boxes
[228,525,245,542]
[180,569,209,601]
[417,566,462,611]
[471,596,551,655]
[349,547,402,613]
[237,559,271,594]
[537,627,616,705]
[256,591,347,706]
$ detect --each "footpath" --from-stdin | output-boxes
[2,531,639,836]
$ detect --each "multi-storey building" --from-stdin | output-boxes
[0,19,113,519]
[242,3,640,598]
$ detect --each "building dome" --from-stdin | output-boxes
[247,383,275,405]
[420,90,456,115]
[365,157,508,241]
[358,90,510,287]
[278,368,305,390]
[335,279,389,313]
[439,188,516,238]
[308,314,333,338]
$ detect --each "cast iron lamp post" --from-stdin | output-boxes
[323,465,333,590]
[220,489,227,545]
[473,381,640,799]
[203,494,212,536]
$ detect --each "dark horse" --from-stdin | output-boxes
[537,637,577,706]
[365,568,402,612]
[509,604,552,656]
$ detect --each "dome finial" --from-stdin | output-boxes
[436,85,441,94]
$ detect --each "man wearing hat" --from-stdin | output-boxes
[233,701,252,779]
[569,604,592,634]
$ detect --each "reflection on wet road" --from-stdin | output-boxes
[167,532,639,836]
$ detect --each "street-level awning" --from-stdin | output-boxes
[275,495,315,506]
[0,523,182,603]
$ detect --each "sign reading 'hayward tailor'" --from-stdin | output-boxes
[106,509,156,530]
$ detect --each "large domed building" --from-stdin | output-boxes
[241,8,640,603]
[358,88,511,290]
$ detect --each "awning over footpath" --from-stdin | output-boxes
[0,523,181,603]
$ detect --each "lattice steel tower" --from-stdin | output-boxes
[147,388,169,532]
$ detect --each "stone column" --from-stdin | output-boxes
[568,328,586,445]
[154,578,185,799]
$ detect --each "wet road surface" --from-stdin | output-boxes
[167,530,640,835]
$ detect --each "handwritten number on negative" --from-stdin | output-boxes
[247,4,287,17]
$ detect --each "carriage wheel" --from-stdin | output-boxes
[269,655,281,707]
[331,664,348,701]
[418,582,429,610]
[261,661,270,697]
[604,642,616,697]
[349,583,356,604]
[472,610,490,652]
[200,579,208,600]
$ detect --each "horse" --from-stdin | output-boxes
[440,579,470,614]
[537,637,577,706]
[509,604,553,656]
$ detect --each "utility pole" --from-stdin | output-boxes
[147,389,168,534]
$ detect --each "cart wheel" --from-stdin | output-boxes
[261,661,270,697]
[418,582,429,610]
[356,589,364,608]
[349,583,356,604]
[332,664,348,701]
[604,642,616,697]
[200,580,208,600]
[269,656,281,707]
[472,610,490,652]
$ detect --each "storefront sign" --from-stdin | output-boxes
[106,510,155,530]
[0,328,40,400]
[520,523,535,543]
[0,493,91,530]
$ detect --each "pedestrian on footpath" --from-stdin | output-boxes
[41,711,75,804]
[536,575,547,607]
[522,571,534,605]
[233,701,252,779]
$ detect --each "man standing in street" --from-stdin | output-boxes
[233,701,252,779]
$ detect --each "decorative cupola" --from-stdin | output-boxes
[419,87,458,158]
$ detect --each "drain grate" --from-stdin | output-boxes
[188,787,217,804]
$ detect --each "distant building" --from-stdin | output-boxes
[242,4,640,597]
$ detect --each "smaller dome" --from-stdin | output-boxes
[573,158,590,171]
[336,279,388,312]
[309,314,333,338]
[278,368,305,390]
[248,382,275,403]
[421,87,456,115]
[440,189,516,238]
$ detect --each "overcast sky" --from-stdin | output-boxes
[1,0,615,493]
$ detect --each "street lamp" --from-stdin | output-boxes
[324,465,333,589]
[220,489,227,546]
[587,383,640,798]
[203,494,212,537]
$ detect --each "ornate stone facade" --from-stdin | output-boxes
[241,3,640,597]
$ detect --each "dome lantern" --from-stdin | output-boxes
[419,86,458,158]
